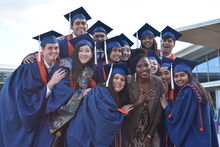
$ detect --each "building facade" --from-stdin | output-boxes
[175,45,220,128]
[0,64,16,90]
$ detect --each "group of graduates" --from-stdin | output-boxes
[0,6,219,147]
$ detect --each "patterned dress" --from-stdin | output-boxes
[125,75,164,147]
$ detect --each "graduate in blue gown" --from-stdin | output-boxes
[87,20,113,84]
[0,30,66,147]
[133,23,160,55]
[51,62,133,147]
[93,35,124,84]
[58,7,91,58]
[66,63,135,147]
[33,33,97,147]
[160,57,219,147]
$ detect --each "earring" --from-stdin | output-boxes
[134,73,137,82]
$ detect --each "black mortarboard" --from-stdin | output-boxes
[69,33,94,49]
[133,23,160,40]
[87,20,113,35]
[64,7,91,25]
[173,57,197,73]
[120,33,134,47]
[161,26,182,40]
[33,30,63,47]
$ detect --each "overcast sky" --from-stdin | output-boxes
[0,0,219,66]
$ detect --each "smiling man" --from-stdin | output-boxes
[59,7,92,58]
[0,31,66,147]
[159,26,182,59]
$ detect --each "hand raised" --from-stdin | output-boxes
[122,104,134,113]
[47,68,66,90]
[22,55,35,64]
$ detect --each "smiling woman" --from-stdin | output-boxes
[124,54,164,147]
[160,57,219,147]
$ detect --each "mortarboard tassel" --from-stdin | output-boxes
[69,12,71,34]
[38,36,41,61]
[136,32,139,48]
[160,31,163,57]
[106,64,113,87]
[169,63,174,100]
[94,42,97,65]
[104,40,109,64]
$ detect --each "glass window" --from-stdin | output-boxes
[197,55,208,83]
[0,72,11,83]
[208,52,220,81]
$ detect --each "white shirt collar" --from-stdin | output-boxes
[42,57,54,72]
[72,33,76,38]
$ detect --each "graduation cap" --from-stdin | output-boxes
[173,57,197,73]
[160,57,173,68]
[148,51,162,65]
[105,36,124,51]
[120,33,134,47]
[64,7,91,25]
[87,20,113,35]
[33,30,63,47]
[161,26,182,40]
[97,36,124,64]
[33,30,63,61]
[69,33,94,49]
[104,62,129,87]
[133,23,160,40]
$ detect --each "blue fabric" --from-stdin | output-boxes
[65,86,124,147]
[165,85,219,147]
[0,61,59,147]
[161,26,182,40]
[93,61,105,84]
[87,20,113,35]
[64,7,91,24]
[32,30,62,47]
[33,66,87,147]
[58,37,70,58]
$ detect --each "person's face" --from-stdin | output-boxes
[42,43,60,64]
[174,71,189,87]
[121,45,131,61]
[141,34,154,49]
[93,32,107,43]
[109,48,122,63]
[158,66,171,85]
[78,45,93,64]
[113,74,126,93]
[161,38,175,55]
[149,59,159,75]
[72,18,88,36]
[136,57,151,79]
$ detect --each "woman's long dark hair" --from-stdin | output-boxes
[182,72,213,105]
[71,44,95,83]
[99,74,129,107]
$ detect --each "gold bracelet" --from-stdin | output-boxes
[147,134,153,139]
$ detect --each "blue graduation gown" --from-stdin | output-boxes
[93,61,106,84]
[65,86,125,147]
[165,84,219,147]
[58,35,74,58]
[34,66,94,147]
[0,60,59,147]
